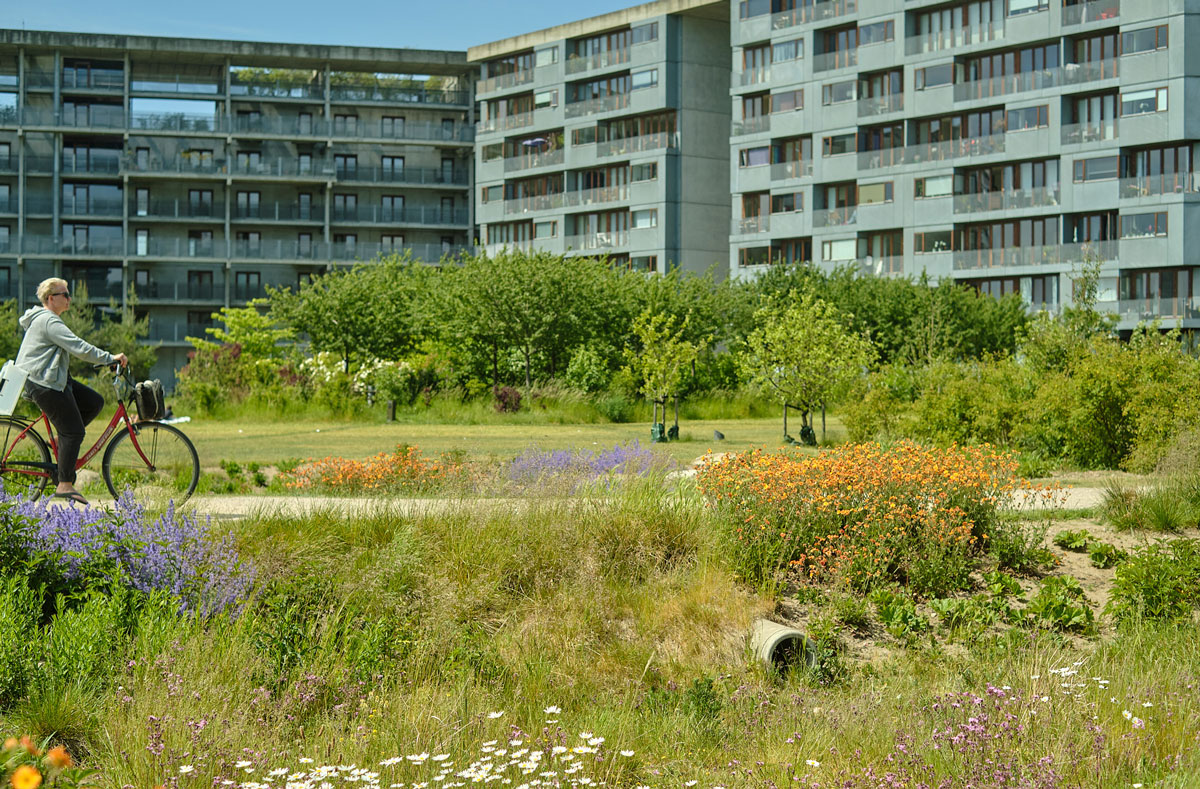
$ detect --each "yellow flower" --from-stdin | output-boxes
[11,765,43,789]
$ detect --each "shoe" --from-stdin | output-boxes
[51,491,89,505]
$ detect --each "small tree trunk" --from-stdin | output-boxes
[523,346,531,388]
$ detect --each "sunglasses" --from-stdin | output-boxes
[52,291,71,298]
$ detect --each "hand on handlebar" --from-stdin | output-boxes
[112,353,129,368]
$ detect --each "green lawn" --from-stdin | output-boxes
[180,415,848,467]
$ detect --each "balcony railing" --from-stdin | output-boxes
[952,240,1118,270]
[61,68,125,90]
[339,166,469,186]
[857,133,1007,170]
[1062,0,1119,25]
[953,68,1059,102]
[1061,59,1119,84]
[770,160,814,181]
[502,149,565,173]
[1061,120,1118,145]
[231,157,336,178]
[232,240,324,260]
[732,216,770,235]
[328,85,468,106]
[231,81,322,99]
[17,108,128,129]
[477,112,540,134]
[1119,173,1200,198]
[770,0,857,30]
[564,93,630,119]
[132,238,223,259]
[503,193,565,215]
[732,116,770,136]
[813,49,857,73]
[812,207,857,228]
[330,206,469,226]
[565,48,631,75]
[135,282,225,302]
[21,235,126,256]
[596,131,678,157]
[563,185,630,207]
[952,186,1061,214]
[857,93,904,117]
[904,23,1004,56]
[61,199,126,218]
[131,77,221,95]
[565,230,628,251]
[736,67,771,87]
[476,69,536,94]
[231,203,324,222]
[60,155,123,174]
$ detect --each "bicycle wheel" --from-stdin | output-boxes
[0,417,53,497]
[102,422,199,506]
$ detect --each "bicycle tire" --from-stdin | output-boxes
[0,417,53,497]
[102,421,200,506]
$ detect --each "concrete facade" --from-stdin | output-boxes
[0,30,474,386]
[469,0,732,275]
[729,0,1200,331]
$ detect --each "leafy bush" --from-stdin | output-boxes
[493,385,522,413]
[1107,539,1200,624]
[988,519,1056,575]
[1053,529,1091,551]
[870,589,927,641]
[1088,541,1127,569]
[563,345,612,393]
[1026,576,1096,636]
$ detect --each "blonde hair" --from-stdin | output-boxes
[37,277,68,305]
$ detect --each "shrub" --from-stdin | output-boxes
[594,391,635,423]
[1088,541,1127,569]
[0,576,39,704]
[1026,576,1096,636]
[493,385,522,413]
[1053,529,1091,551]
[870,589,927,642]
[563,345,612,393]
[988,519,1055,575]
[1107,539,1200,624]
[697,442,1038,591]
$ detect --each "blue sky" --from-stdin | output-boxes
[0,0,639,51]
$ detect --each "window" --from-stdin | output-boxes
[631,209,657,228]
[335,154,358,177]
[234,271,260,301]
[914,230,953,253]
[1121,88,1167,116]
[535,46,558,67]
[381,195,404,222]
[188,270,214,299]
[135,229,148,256]
[382,156,405,179]
[237,231,261,253]
[235,150,260,171]
[1007,105,1049,131]
[1122,25,1168,56]
[822,134,856,157]
[631,69,658,90]
[630,255,657,272]
[915,63,954,91]
[534,90,558,109]
[333,194,358,220]
[298,153,312,174]
[1073,156,1119,182]
[772,38,803,62]
[298,233,312,256]
[534,221,557,238]
[482,143,503,162]
[858,182,893,204]
[298,193,313,220]
[1007,0,1048,16]
[631,162,658,182]
[187,230,213,256]
[334,233,357,252]
[822,80,856,105]
[771,89,803,113]
[381,234,405,251]
[632,22,658,44]
[771,192,802,213]
[188,189,213,216]
[236,191,260,218]
[572,127,596,145]
[822,238,857,261]
[739,147,769,167]
[382,116,404,137]
[1120,212,1167,238]
[482,185,503,203]
[136,188,149,217]
[333,114,358,135]
[914,175,953,198]
[858,20,894,46]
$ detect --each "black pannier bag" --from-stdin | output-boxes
[134,379,166,421]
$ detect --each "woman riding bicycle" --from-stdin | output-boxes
[15,277,128,504]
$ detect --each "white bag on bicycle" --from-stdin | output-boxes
[0,361,28,417]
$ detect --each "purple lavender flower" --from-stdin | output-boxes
[506,441,673,488]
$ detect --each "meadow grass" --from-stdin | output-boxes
[5,473,1199,788]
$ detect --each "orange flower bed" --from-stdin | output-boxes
[282,445,457,493]
[696,441,1037,589]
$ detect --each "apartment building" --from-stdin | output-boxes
[729,0,1199,330]
[469,0,732,275]
[0,30,474,385]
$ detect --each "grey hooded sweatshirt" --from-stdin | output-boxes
[16,306,117,391]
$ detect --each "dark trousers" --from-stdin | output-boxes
[25,377,104,485]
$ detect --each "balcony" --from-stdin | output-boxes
[134,282,226,303]
[1119,173,1200,198]
[953,68,1059,102]
[904,24,1004,56]
[565,48,631,76]
[1062,0,1119,26]
[21,235,126,256]
[735,67,771,88]
[61,68,125,90]
[16,108,127,130]
[952,186,1061,214]
[813,49,857,73]
[330,206,470,226]
[732,116,771,137]
[60,155,123,175]
[231,203,325,222]
[564,93,630,119]
[0,196,13,213]
[951,240,1117,271]
[770,160,813,180]
[122,154,228,177]
[367,120,474,143]
[857,93,903,117]
[1060,120,1118,145]
[476,69,536,95]
[135,200,221,220]
[1061,59,1119,85]
[770,0,857,30]
[338,166,469,186]
[230,157,336,179]
[61,199,125,218]
[857,133,1007,170]
[328,84,468,106]
[230,81,322,100]
[563,185,630,207]
[812,207,857,228]
[503,193,565,215]
[232,240,324,261]
[565,230,628,251]
[130,77,222,95]
[129,112,223,133]
[503,149,565,173]
[477,112,536,134]
[596,131,678,157]
[732,216,770,235]
[131,237,223,259]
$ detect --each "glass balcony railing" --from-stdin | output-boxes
[329,206,469,226]
[131,77,221,95]
[565,48,631,75]
[904,23,1004,56]
[1061,58,1119,84]
[596,131,678,157]
[61,199,125,218]
[21,235,126,256]
[857,133,1007,170]
[502,149,565,173]
[1062,0,1119,25]
[813,49,857,73]
[732,216,770,235]
[230,81,322,99]
[732,116,770,136]
[61,154,122,174]
[564,93,630,119]
[229,203,324,222]
[857,94,903,117]
[812,207,857,228]
[476,69,536,94]
[952,240,1118,271]
[953,68,1059,102]
[131,238,223,259]
[565,230,628,251]
[328,84,469,106]
[503,193,565,215]
[563,185,630,208]
[1060,120,1118,145]
[129,111,223,133]
[338,166,468,185]
[134,282,225,302]
[770,160,813,180]
[952,186,1061,214]
[735,67,771,87]
[1119,173,1199,198]
[770,0,857,31]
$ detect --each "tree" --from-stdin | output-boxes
[0,299,20,363]
[740,294,876,442]
[191,303,294,360]
[623,309,702,428]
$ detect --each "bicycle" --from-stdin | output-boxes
[0,365,200,506]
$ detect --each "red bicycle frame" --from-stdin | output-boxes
[5,400,155,481]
